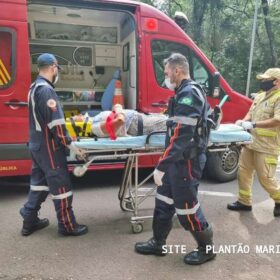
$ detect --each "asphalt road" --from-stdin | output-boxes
[0,170,280,280]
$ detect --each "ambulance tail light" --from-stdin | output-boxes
[143,18,158,32]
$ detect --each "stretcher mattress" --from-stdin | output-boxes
[73,124,252,150]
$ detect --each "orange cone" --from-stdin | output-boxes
[112,80,124,108]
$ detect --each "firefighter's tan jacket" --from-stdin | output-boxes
[248,89,280,156]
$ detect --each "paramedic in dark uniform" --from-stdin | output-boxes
[135,53,216,265]
[19,53,88,236]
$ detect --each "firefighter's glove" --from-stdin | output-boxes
[68,142,86,160]
[212,105,222,130]
[153,168,165,186]
[241,121,254,130]
[235,119,243,126]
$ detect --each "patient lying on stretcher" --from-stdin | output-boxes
[71,104,168,140]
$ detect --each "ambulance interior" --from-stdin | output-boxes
[27,4,137,118]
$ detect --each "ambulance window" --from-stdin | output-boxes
[151,40,189,87]
[190,54,210,93]
[0,28,16,89]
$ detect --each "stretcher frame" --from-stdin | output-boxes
[70,130,252,234]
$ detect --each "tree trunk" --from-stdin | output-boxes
[191,0,208,45]
[261,0,277,66]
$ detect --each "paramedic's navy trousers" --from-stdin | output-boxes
[154,153,208,232]
[21,144,77,232]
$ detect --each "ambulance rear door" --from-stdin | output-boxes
[0,0,31,175]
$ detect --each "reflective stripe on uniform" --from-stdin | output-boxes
[271,191,280,200]
[52,191,73,200]
[29,82,50,132]
[175,202,200,215]
[191,85,205,107]
[168,116,198,126]
[156,193,174,205]
[264,157,278,165]
[255,128,277,137]
[48,118,66,129]
[160,123,181,162]
[239,189,252,197]
[30,185,50,191]
[30,88,42,132]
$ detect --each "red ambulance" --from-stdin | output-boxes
[0,0,252,181]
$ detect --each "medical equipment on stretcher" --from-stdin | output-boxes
[66,116,92,138]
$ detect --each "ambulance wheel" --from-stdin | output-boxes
[131,223,143,234]
[205,147,240,182]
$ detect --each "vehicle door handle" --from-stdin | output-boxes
[152,102,168,108]
[4,101,28,107]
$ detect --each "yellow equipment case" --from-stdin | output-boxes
[66,117,93,138]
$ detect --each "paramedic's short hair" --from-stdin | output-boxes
[164,53,189,74]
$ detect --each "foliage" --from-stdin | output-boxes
[139,0,280,94]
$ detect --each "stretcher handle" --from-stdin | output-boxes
[218,95,229,108]
[145,130,166,145]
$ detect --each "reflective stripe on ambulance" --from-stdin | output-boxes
[0,59,11,85]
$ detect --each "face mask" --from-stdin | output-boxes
[164,77,176,90]
[52,73,59,85]
[260,79,275,91]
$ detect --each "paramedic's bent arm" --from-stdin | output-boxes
[157,90,204,173]
[245,95,280,128]
[38,87,72,146]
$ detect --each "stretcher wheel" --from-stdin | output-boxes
[131,223,143,234]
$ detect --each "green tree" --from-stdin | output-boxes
[139,0,280,94]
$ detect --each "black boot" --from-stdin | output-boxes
[20,207,49,236]
[227,201,252,211]
[58,224,88,236]
[21,218,50,236]
[134,238,167,256]
[274,203,280,217]
[53,196,88,236]
[135,219,172,256]
[184,225,216,265]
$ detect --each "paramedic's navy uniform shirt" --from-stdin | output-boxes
[29,76,72,152]
[157,79,204,172]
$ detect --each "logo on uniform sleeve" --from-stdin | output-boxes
[178,97,192,105]
[47,99,57,112]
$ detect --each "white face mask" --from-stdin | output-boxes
[164,77,176,90]
[53,74,59,85]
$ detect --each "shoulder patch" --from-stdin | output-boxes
[47,99,57,112]
[178,97,192,105]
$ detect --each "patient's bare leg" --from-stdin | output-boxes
[101,114,125,136]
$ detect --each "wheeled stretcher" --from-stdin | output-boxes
[68,124,252,233]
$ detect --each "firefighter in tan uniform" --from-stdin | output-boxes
[228,68,280,217]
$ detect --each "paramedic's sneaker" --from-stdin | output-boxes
[58,224,88,236]
[135,238,166,256]
[21,218,50,236]
[273,203,280,217]
[227,201,252,211]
